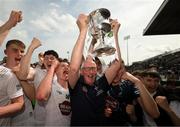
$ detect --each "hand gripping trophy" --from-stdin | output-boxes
[84,8,116,58]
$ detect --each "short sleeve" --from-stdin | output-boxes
[7,73,23,99]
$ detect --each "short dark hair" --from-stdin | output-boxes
[58,58,69,64]
[141,70,161,79]
[62,58,70,64]
[148,63,158,68]
[6,39,25,49]
[132,70,143,77]
[58,57,63,62]
[44,50,59,59]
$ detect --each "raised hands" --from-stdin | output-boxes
[0,10,22,45]
[50,59,60,72]
[29,37,42,50]
[155,96,180,125]
[155,96,170,111]
[18,37,41,80]
[76,14,88,32]
[7,10,22,29]
[110,19,121,36]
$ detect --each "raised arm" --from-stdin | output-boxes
[0,10,22,46]
[105,59,121,85]
[111,19,122,61]
[19,80,35,102]
[36,59,59,101]
[17,37,41,80]
[155,96,180,126]
[104,19,122,85]
[122,72,160,118]
[68,14,88,89]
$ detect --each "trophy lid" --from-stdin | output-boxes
[89,8,111,21]
[98,8,111,19]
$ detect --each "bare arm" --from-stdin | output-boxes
[105,59,121,84]
[0,10,22,46]
[111,19,122,61]
[36,60,59,101]
[155,96,180,126]
[122,72,160,118]
[15,38,41,102]
[17,37,41,80]
[14,67,36,102]
[68,14,88,89]
[20,81,35,102]
[0,96,24,117]
[104,20,122,85]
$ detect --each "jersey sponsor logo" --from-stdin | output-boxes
[59,100,71,115]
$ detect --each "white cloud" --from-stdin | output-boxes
[49,3,60,8]
[30,8,76,33]
[15,30,28,40]
[0,20,4,25]
[61,0,70,2]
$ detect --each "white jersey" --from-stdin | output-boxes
[44,80,71,126]
[170,100,180,118]
[0,66,23,126]
[33,68,47,126]
[11,92,35,126]
[33,68,71,126]
[33,68,57,126]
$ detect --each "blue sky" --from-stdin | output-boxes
[1,0,180,65]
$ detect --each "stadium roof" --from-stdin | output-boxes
[143,0,180,35]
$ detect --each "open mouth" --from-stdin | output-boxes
[63,70,69,75]
[87,75,95,79]
[15,58,21,62]
[47,65,51,68]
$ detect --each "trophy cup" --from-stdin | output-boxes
[85,8,116,57]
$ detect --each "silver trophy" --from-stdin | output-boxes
[86,8,116,57]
